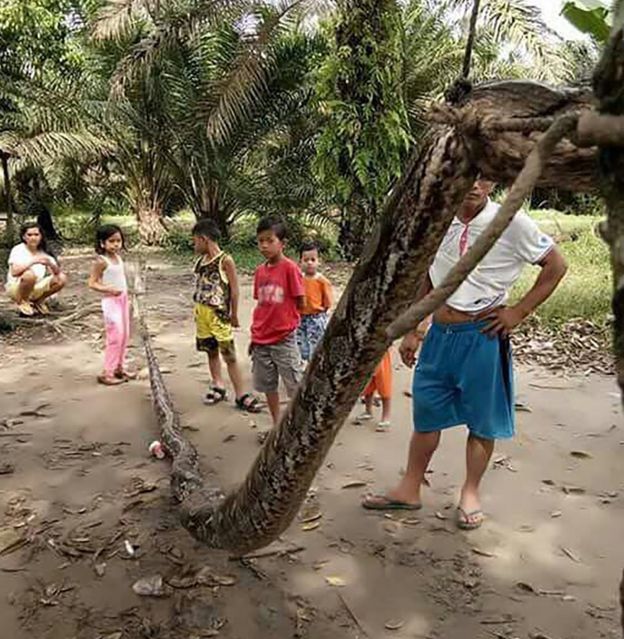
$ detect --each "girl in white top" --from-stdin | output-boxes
[6,222,67,316]
[88,225,135,386]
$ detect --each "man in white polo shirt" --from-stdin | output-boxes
[364,179,567,529]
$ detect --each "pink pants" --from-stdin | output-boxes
[102,292,130,376]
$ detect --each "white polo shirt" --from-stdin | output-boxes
[429,199,554,313]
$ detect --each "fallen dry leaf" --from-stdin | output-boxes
[384,619,405,630]
[560,546,581,563]
[401,517,421,526]
[132,575,167,597]
[341,480,367,489]
[325,576,346,587]
[472,547,496,558]
[516,581,537,594]
[570,450,592,459]
[562,486,586,495]
[301,521,320,532]
[551,510,563,518]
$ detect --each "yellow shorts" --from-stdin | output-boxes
[194,304,234,354]
[6,275,54,302]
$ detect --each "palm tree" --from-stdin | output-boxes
[0,70,109,244]
[93,0,328,240]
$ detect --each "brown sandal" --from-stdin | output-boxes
[115,369,137,380]
[98,374,125,386]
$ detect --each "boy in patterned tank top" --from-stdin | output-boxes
[192,219,261,413]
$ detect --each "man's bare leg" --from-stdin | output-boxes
[458,434,495,526]
[370,431,440,506]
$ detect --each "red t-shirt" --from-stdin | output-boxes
[252,257,304,345]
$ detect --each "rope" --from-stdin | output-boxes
[445,0,481,104]
[462,0,481,80]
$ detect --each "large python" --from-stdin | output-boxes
[134,80,612,559]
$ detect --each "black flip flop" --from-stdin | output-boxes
[362,495,422,511]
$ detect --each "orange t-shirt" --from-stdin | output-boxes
[301,274,333,316]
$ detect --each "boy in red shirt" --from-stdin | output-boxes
[251,217,305,426]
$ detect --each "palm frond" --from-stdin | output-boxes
[106,0,256,96]
[1,131,112,169]
[442,0,570,82]
[92,0,152,41]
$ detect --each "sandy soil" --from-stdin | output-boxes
[0,255,623,639]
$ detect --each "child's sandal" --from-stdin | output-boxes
[204,386,227,405]
[115,368,137,380]
[235,393,263,413]
[353,412,373,425]
[98,374,125,386]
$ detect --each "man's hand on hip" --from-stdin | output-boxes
[478,305,526,338]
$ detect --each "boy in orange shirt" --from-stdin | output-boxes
[296,241,333,362]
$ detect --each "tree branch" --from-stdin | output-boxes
[386,112,578,341]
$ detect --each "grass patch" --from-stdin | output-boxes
[511,210,611,327]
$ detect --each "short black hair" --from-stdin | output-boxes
[256,216,287,241]
[192,218,221,241]
[299,240,319,258]
[95,224,125,255]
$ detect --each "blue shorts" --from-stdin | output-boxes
[412,320,514,440]
[297,312,329,361]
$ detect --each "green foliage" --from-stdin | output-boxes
[562,0,612,42]
[512,211,611,327]
[52,205,138,245]
[314,0,411,208]
[0,0,87,74]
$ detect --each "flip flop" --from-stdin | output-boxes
[456,506,484,530]
[362,494,422,511]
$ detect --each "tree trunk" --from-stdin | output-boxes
[137,207,166,245]
[338,198,377,261]
[588,11,624,635]
[144,127,478,554]
[1,152,14,244]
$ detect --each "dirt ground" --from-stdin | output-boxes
[1,254,623,639]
